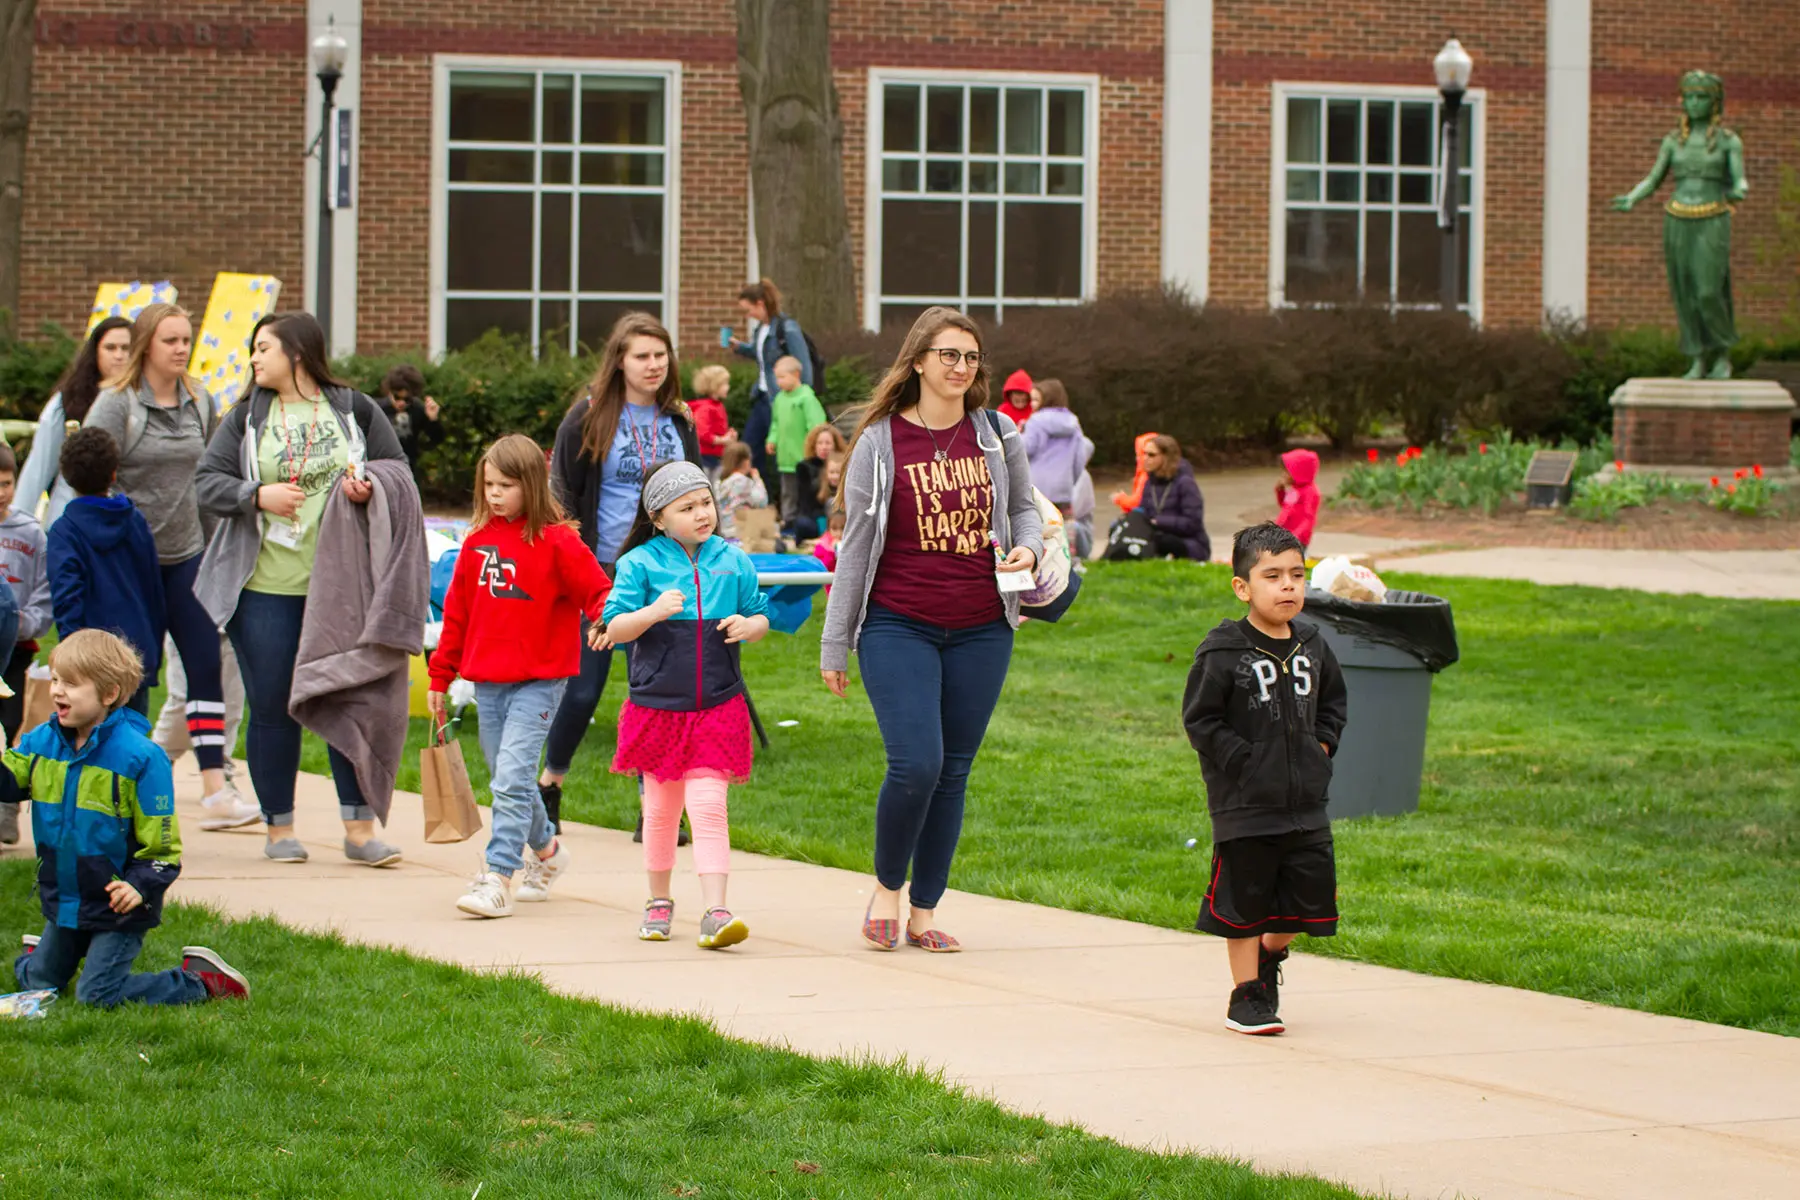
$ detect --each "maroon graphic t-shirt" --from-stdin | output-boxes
[868,415,1003,629]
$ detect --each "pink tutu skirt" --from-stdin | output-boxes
[613,695,754,784]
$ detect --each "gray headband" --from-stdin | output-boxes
[643,461,712,515]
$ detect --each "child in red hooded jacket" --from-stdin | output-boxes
[997,369,1034,427]
[1274,449,1321,548]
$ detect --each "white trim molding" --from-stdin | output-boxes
[1160,0,1212,301]
[428,54,682,357]
[1543,0,1591,323]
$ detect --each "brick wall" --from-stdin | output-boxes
[1613,403,1791,467]
[1587,2,1800,332]
[22,5,308,338]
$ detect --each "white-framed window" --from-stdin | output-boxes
[864,69,1100,331]
[1269,83,1484,318]
[429,56,681,355]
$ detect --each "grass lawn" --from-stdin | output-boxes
[329,563,1799,1036]
[0,861,1363,1199]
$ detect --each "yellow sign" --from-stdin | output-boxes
[190,274,282,409]
[86,280,177,333]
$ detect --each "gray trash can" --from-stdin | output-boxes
[1304,588,1459,820]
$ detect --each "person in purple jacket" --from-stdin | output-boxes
[1134,435,1211,561]
[1019,379,1086,514]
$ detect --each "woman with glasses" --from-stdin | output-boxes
[820,308,1043,954]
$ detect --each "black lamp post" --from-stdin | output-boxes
[311,18,349,347]
[1433,37,1473,314]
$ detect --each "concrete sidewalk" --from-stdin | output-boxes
[1379,547,1800,600]
[45,774,1798,1200]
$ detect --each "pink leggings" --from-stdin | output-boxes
[642,773,731,875]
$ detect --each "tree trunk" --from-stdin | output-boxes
[735,0,857,334]
[0,0,36,339]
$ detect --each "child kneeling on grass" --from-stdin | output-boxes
[603,462,770,949]
[430,435,613,920]
[1182,523,1346,1035]
[4,629,247,1006]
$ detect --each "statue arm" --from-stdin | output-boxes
[1725,134,1748,203]
[1612,138,1674,211]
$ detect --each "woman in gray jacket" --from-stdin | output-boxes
[820,307,1042,954]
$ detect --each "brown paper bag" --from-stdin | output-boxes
[13,666,52,748]
[736,506,779,554]
[420,726,482,843]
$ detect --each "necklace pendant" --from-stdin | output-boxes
[933,449,949,463]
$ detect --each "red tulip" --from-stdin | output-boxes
[1727,483,1737,494]
[1710,476,1720,487]
[1753,464,1764,479]
[1367,448,1379,463]
[1478,443,1488,455]
[1613,460,1624,472]
[1406,446,1422,458]
[1734,468,1747,480]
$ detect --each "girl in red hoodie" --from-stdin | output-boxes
[429,434,612,919]
[997,369,1035,427]
[1275,448,1322,549]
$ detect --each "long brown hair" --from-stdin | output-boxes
[263,311,348,394]
[1147,434,1183,480]
[105,302,203,396]
[842,306,990,465]
[52,316,132,422]
[470,433,572,544]
[738,277,782,317]
[576,312,687,463]
[1036,378,1069,409]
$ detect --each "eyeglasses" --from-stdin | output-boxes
[926,348,983,368]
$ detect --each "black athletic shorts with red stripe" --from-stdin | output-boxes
[1196,827,1339,938]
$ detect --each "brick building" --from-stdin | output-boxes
[18,2,1798,357]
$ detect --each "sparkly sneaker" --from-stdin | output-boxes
[198,786,263,831]
[1258,944,1289,1012]
[638,898,674,941]
[697,907,749,950]
[514,840,569,903]
[456,871,514,919]
[181,946,250,999]
[1225,980,1285,1036]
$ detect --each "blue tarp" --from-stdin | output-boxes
[749,553,829,635]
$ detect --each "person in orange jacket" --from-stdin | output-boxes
[1111,431,1161,514]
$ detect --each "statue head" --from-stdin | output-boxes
[1677,71,1725,145]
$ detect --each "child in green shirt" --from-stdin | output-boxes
[764,356,827,534]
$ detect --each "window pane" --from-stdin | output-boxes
[543,152,572,184]
[539,299,571,351]
[1286,170,1320,202]
[1046,164,1083,196]
[1366,101,1394,165]
[967,304,997,326]
[1286,98,1321,163]
[926,86,963,153]
[1005,89,1042,155]
[1397,210,1470,304]
[880,303,932,331]
[884,86,920,152]
[578,194,663,292]
[1003,203,1081,299]
[541,193,571,291]
[1364,210,1392,298]
[926,160,963,194]
[1458,172,1473,206]
[969,161,998,194]
[1005,162,1042,194]
[581,151,663,187]
[450,73,534,142]
[1326,171,1360,202]
[882,200,962,297]
[580,78,663,145]
[447,192,532,290]
[1326,100,1360,164]
[970,88,999,154]
[577,300,659,353]
[446,299,530,348]
[969,201,997,296]
[1399,102,1434,165]
[449,150,533,183]
[1367,172,1393,203]
[1399,173,1432,204]
[543,76,573,143]
[1048,90,1084,156]
[883,159,920,192]
[1284,210,1357,303]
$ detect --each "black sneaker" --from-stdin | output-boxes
[1258,944,1289,1012]
[538,781,562,829]
[1225,980,1285,1036]
[632,814,691,846]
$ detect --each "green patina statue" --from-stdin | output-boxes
[1612,71,1749,380]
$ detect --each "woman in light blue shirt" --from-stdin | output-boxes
[17,317,133,532]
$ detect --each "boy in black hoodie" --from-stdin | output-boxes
[46,429,165,714]
[1183,522,1347,1035]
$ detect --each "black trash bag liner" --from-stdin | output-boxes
[1302,588,1460,673]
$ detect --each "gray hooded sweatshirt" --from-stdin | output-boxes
[0,509,52,640]
[819,409,1044,674]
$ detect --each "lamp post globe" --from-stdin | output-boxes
[1433,38,1473,314]
[312,18,348,349]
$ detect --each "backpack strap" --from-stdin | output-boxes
[122,379,215,459]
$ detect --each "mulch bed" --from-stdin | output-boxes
[1324,499,1800,552]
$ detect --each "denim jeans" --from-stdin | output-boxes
[543,620,628,777]
[476,678,565,875]
[227,589,373,827]
[858,604,1014,910]
[13,923,207,1007]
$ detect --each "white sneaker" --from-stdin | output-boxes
[455,871,514,919]
[198,786,262,831]
[514,840,569,903]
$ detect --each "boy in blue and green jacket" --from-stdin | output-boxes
[5,629,248,1007]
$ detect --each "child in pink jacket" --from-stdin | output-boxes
[1275,449,1321,548]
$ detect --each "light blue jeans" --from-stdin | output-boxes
[476,679,566,876]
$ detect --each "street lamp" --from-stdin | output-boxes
[311,17,349,348]
[1433,37,1473,314]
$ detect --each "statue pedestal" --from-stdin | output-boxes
[1609,378,1796,479]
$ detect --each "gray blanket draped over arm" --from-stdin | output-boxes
[287,459,429,823]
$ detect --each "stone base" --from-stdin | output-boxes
[1610,378,1795,470]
